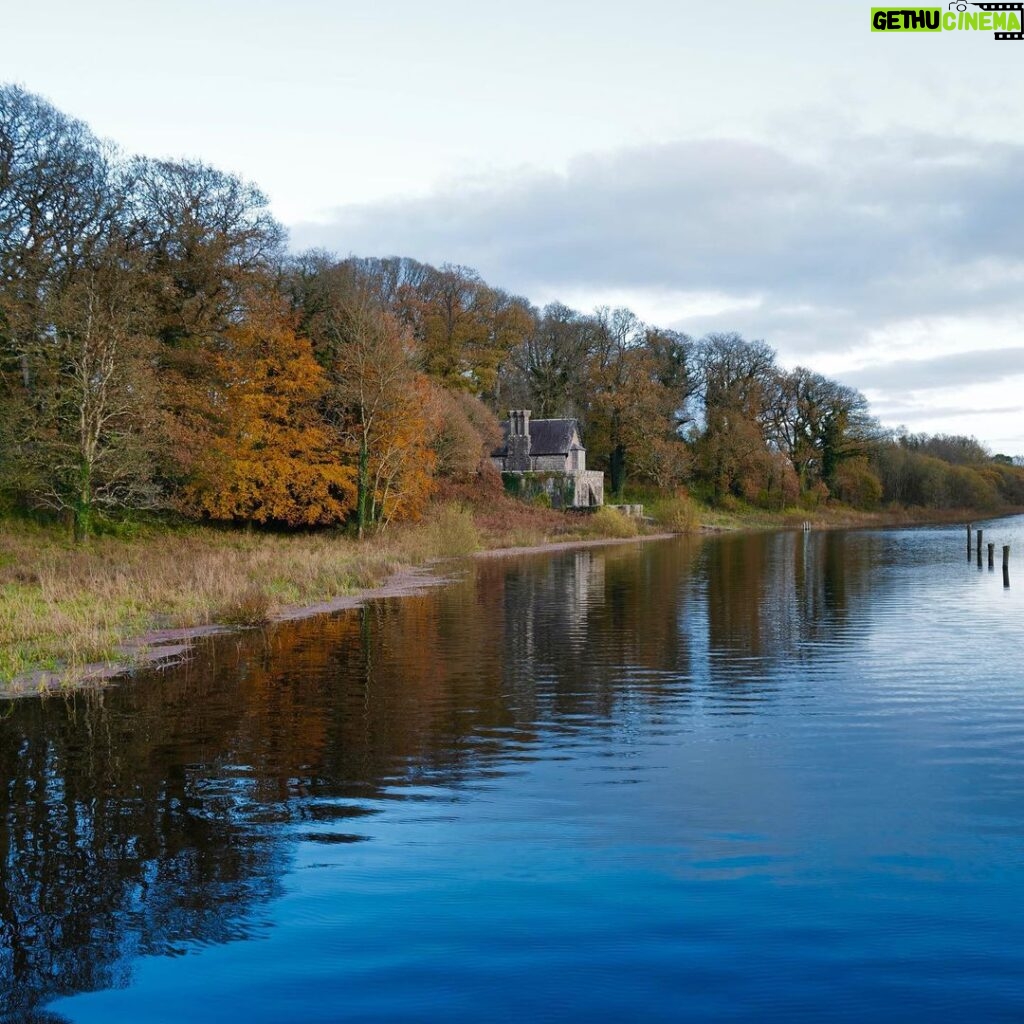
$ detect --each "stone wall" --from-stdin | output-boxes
[607,503,644,518]
[532,454,570,473]
[501,470,604,509]
[574,471,604,507]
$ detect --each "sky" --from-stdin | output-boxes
[5,0,1024,451]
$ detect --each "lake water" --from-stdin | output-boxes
[3,519,1024,1022]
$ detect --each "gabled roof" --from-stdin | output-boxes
[529,419,581,455]
[492,418,583,457]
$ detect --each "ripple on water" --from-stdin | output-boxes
[5,520,1024,1022]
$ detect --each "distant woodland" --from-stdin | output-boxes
[3,83,1023,540]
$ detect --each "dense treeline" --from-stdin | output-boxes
[2,84,1022,540]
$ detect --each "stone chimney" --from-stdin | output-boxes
[506,409,532,471]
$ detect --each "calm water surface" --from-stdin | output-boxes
[3,520,1024,1022]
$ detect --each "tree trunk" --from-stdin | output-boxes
[356,437,370,540]
[609,445,626,497]
[73,459,93,544]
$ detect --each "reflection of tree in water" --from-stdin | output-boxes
[698,529,881,693]
[497,542,703,724]
[0,687,285,1019]
[0,592,524,1018]
[1,533,887,1016]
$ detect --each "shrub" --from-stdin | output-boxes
[991,463,1024,505]
[652,496,700,533]
[589,507,640,538]
[943,465,999,510]
[405,503,481,560]
[832,458,883,510]
[430,388,502,480]
[218,587,271,627]
[766,455,801,510]
[905,454,947,507]
[799,481,830,510]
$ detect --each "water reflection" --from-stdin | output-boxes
[0,688,285,1019]
[2,522,1023,1021]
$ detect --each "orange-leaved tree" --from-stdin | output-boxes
[328,308,440,531]
[181,309,355,526]
[366,374,440,527]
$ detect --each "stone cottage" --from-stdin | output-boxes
[491,410,604,508]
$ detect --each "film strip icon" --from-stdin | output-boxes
[968,2,1024,39]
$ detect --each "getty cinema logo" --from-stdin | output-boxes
[872,2,1024,38]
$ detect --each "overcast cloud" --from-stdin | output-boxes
[295,133,1024,313]
[847,348,1024,393]
[293,132,1024,449]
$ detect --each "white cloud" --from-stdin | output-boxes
[291,133,1024,332]
[290,131,1024,448]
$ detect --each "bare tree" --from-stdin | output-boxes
[0,84,120,394]
[125,157,284,347]
[766,367,877,489]
[3,242,161,539]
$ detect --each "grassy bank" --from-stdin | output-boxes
[624,484,1018,534]
[687,500,1017,534]
[3,492,1016,690]
[0,497,646,688]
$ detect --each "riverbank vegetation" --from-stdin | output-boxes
[3,84,1024,683]
[0,492,651,684]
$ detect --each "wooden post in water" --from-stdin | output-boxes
[1004,545,1011,589]
[977,529,984,567]
[967,523,973,558]
[988,543,996,569]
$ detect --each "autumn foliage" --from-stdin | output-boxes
[3,83,1024,543]
[180,312,356,526]
[363,374,439,527]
